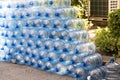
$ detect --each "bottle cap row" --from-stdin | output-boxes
[0,0,71,9]
[0,28,88,42]
[0,18,85,30]
[0,7,76,20]
[0,38,95,54]
[1,45,102,71]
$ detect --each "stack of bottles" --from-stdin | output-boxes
[0,0,107,80]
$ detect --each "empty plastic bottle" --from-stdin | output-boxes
[89,67,107,80]
[68,30,88,42]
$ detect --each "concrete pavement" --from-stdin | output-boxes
[0,62,75,80]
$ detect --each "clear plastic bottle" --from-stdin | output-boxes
[89,66,107,80]
[44,39,53,50]
[62,42,75,52]
[48,29,59,39]
[83,54,103,70]
[53,40,64,52]
[59,29,68,40]
[75,42,96,54]
[37,29,48,39]
[71,68,87,80]
[68,30,89,42]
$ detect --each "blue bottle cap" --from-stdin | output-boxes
[36,44,40,48]
[55,13,60,17]
[21,33,25,37]
[11,43,16,46]
[15,25,20,29]
[44,45,49,50]
[38,35,42,39]
[1,47,4,50]
[26,13,30,17]
[25,23,29,27]
[32,23,37,27]
[110,57,115,63]
[45,13,49,17]
[68,37,72,41]
[7,5,11,8]
[27,43,32,47]
[11,15,16,18]
[42,24,47,28]
[53,24,57,28]
[49,34,54,39]
[55,68,59,72]
[54,46,58,51]
[44,66,50,70]
[63,24,68,29]
[20,4,25,8]
[36,12,41,16]
[20,15,24,19]
[28,34,33,38]
[49,1,53,5]
[59,58,64,62]
[29,2,34,6]
[16,5,20,8]
[63,48,68,52]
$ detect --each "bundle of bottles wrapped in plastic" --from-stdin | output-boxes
[0,0,107,80]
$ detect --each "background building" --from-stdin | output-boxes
[88,0,120,26]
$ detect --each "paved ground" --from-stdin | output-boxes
[0,62,75,80]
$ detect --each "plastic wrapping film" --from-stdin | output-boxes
[0,0,106,80]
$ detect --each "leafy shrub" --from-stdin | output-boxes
[108,9,120,37]
[95,28,117,55]
[94,9,120,56]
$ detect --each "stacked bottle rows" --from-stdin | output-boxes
[0,0,107,80]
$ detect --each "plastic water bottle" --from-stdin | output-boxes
[83,54,103,70]
[68,30,88,42]
[105,62,120,80]
[59,30,68,40]
[70,68,87,80]
[89,67,107,80]
[53,19,62,29]
[46,52,58,62]
[42,19,52,28]
[53,40,64,51]
[60,0,71,7]
[32,19,42,28]
[44,40,53,50]
[63,8,76,18]
[14,54,25,64]
[0,47,8,61]
[22,47,32,57]
[75,42,96,54]
[63,19,85,29]
[38,50,48,60]
[49,29,59,39]
[35,40,44,49]
[44,8,53,18]
[62,42,74,52]
[20,29,28,38]
[37,29,48,39]
[47,63,68,75]
[28,29,37,39]
[19,38,27,47]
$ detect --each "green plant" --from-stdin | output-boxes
[71,0,89,18]
[108,9,120,37]
[95,28,117,55]
[94,9,120,56]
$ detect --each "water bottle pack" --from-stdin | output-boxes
[0,7,76,20]
[0,0,71,9]
[0,0,106,80]
[0,19,84,30]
